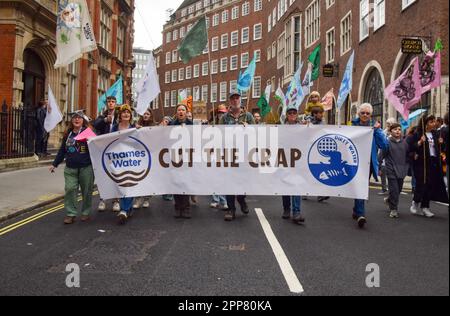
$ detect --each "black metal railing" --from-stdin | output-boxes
[0,100,36,160]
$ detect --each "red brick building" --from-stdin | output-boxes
[0,0,135,146]
[156,0,449,124]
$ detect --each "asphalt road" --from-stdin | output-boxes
[0,189,448,296]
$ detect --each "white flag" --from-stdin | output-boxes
[44,85,63,133]
[136,53,161,115]
[55,0,97,68]
[264,85,272,103]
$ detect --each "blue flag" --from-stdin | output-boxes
[337,51,354,110]
[400,109,427,131]
[237,53,257,92]
[97,76,124,113]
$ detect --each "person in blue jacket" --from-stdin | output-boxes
[351,103,389,228]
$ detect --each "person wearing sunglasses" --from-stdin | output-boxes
[351,103,389,228]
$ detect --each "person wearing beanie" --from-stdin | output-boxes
[304,91,324,116]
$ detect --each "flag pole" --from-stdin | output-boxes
[205,14,215,125]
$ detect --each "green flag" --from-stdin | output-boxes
[434,38,443,52]
[257,95,271,118]
[308,44,321,81]
[178,17,208,64]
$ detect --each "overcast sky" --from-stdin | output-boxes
[134,0,184,50]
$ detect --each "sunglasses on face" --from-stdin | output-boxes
[360,112,371,116]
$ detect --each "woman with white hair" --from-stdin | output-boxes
[351,103,389,228]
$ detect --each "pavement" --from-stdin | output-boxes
[0,191,448,296]
[0,165,65,222]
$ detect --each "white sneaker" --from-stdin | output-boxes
[112,201,121,213]
[142,199,150,208]
[390,210,399,219]
[118,211,128,224]
[133,198,142,209]
[422,208,435,218]
[410,202,424,216]
[98,200,106,212]
[219,204,229,210]
[210,202,219,208]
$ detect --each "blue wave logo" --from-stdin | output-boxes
[308,134,359,187]
[102,136,152,187]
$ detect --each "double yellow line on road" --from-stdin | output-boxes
[0,192,98,237]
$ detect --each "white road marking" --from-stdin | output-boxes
[254,208,304,294]
[435,202,449,207]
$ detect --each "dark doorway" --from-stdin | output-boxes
[22,49,46,110]
[363,68,384,123]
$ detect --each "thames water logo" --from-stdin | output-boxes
[102,137,151,187]
[308,134,359,187]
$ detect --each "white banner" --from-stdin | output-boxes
[88,126,374,200]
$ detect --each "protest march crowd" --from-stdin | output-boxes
[48,91,449,229]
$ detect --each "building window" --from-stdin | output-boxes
[202,85,208,102]
[242,2,250,16]
[326,27,335,63]
[211,83,217,102]
[230,80,237,93]
[100,7,111,51]
[305,0,320,48]
[402,0,417,10]
[194,64,200,78]
[166,32,171,44]
[66,62,78,114]
[180,27,185,38]
[172,70,177,82]
[186,66,192,79]
[340,12,352,55]
[165,71,170,83]
[166,52,171,65]
[117,24,125,62]
[172,50,178,63]
[213,14,219,26]
[253,24,262,40]
[230,55,238,70]
[241,52,249,68]
[173,29,178,41]
[285,15,301,76]
[202,62,209,76]
[326,0,335,9]
[220,57,228,72]
[254,0,262,12]
[232,6,239,19]
[242,27,250,43]
[221,34,229,49]
[268,15,272,32]
[171,90,177,107]
[193,86,200,102]
[222,10,229,23]
[253,76,261,98]
[277,33,285,70]
[374,0,385,31]
[231,31,239,46]
[254,49,261,62]
[212,37,219,51]
[211,60,218,74]
[179,68,185,81]
[165,91,170,108]
[220,82,227,102]
[360,0,370,41]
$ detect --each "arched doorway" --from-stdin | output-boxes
[22,49,46,110]
[363,68,384,123]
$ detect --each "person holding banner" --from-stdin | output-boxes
[111,105,137,225]
[169,104,194,219]
[351,103,389,228]
[409,114,448,218]
[282,106,305,224]
[220,91,255,222]
[49,111,94,225]
[94,96,121,213]
[133,108,156,209]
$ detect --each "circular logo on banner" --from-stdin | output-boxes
[308,134,359,187]
[102,136,152,187]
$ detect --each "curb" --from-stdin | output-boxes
[0,194,65,224]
